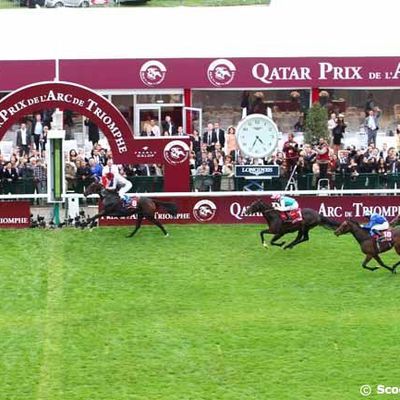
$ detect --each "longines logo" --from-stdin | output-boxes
[207,58,236,87]
[134,146,157,159]
[140,60,167,87]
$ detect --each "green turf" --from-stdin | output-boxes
[0,225,399,399]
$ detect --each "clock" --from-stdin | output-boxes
[236,113,279,158]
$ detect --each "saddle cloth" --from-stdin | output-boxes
[374,230,393,251]
[280,209,303,223]
[122,196,139,209]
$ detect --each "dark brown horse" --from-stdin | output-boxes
[334,219,400,273]
[83,181,178,237]
[246,199,339,249]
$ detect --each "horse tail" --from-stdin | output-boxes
[153,200,178,216]
[319,214,341,230]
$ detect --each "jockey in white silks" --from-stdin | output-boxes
[270,193,300,222]
[101,171,133,207]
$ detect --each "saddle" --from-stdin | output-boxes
[280,209,303,224]
[373,230,393,252]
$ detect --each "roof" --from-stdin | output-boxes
[0,0,399,60]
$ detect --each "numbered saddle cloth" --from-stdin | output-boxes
[374,230,393,251]
[280,209,303,223]
[129,196,139,208]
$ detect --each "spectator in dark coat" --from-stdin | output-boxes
[84,118,100,146]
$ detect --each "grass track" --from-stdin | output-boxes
[0,225,399,399]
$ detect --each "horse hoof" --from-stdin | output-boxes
[262,242,268,248]
[164,233,170,238]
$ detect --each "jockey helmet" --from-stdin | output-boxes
[271,194,281,201]
[364,210,372,218]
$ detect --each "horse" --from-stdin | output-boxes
[83,180,178,237]
[245,199,340,250]
[334,219,400,273]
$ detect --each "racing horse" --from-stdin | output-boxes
[83,180,178,237]
[334,219,400,273]
[245,199,340,250]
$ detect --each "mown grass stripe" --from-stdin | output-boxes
[37,233,64,400]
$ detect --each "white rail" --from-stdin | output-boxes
[0,188,398,200]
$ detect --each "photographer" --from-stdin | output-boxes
[283,133,299,177]
[314,137,330,181]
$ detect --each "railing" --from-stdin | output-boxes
[0,172,398,197]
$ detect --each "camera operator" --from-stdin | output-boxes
[314,137,330,181]
[283,133,299,177]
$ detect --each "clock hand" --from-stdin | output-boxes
[256,136,265,145]
[250,137,258,150]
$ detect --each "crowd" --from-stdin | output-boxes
[1,109,400,195]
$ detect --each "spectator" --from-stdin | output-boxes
[221,155,235,191]
[88,157,103,179]
[225,126,238,160]
[282,133,299,177]
[16,122,32,157]
[75,159,92,193]
[176,126,186,136]
[65,155,77,191]
[150,119,161,136]
[2,161,19,194]
[41,125,48,154]
[31,114,44,152]
[194,161,212,191]
[84,118,100,146]
[210,157,222,191]
[332,113,346,155]
[190,129,202,156]
[69,149,78,164]
[203,122,217,152]
[365,107,381,146]
[214,122,225,149]
[161,115,177,136]
[18,158,35,194]
[315,137,330,182]
[32,158,47,195]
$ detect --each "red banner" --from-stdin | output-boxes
[99,195,400,226]
[0,60,55,91]
[0,201,30,228]
[1,57,399,91]
[60,57,400,89]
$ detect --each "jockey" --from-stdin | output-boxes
[101,171,133,208]
[362,210,389,238]
[271,193,300,221]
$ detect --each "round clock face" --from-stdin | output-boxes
[236,113,279,158]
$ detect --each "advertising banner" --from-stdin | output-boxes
[60,57,400,89]
[0,201,30,228]
[99,195,400,226]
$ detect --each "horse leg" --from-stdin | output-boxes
[362,254,379,271]
[391,260,400,273]
[127,214,143,238]
[84,211,104,229]
[147,215,169,236]
[288,228,310,249]
[270,233,286,247]
[283,229,304,250]
[373,254,395,273]
[260,229,270,248]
